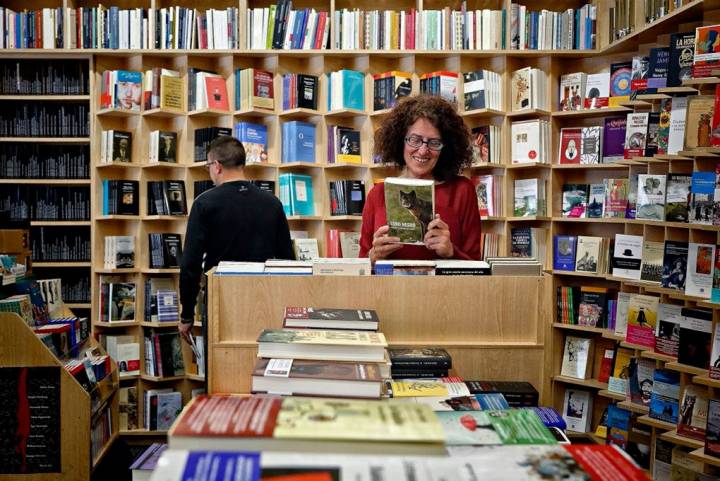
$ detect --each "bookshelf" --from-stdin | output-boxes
[0,312,119,481]
[3,0,720,472]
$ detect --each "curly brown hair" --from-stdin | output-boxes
[373,95,473,182]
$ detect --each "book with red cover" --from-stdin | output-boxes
[559,128,582,164]
[597,348,615,383]
[204,76,229,111]
[253,70,275,110]
[171,395,280,438]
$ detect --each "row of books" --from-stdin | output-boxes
[103,236,134,270]
[0,144,90,179]
[31,226,90,263]
[328,180,365,216]
[0,102,89,138]
[247,4,329,50]
[0,7,64,49]
[68,6,239,50]
[0,59,88,95]
[510,3,596,51]
[0,185,90,221]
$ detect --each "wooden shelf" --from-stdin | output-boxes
[506,108,550,118]
[636,415,675,431]
[552,163,626,170]
[140,321,179,328]
[369,108,393,117]
[92,431,119,469]
[30,220,91,226]
[277,162,322,169]
[640,350,676,363]
[0,94,90,101]
[142,215,188,221]
[96,161,137,169]
[143,107,185,118]
[95,215,140,221]
[468,162,505,169]
[33,261,91,268]
[692,375,720,389]
[506,162,551,170]
[142,268,180,274]
[682,77,720,86]
[325,108,366,118]
[139,162,187,169]
[552,322,608,335]
[140,374,186,382]
[324,215,363,221]
[688,448,720,468]
[460,108,505,118]
[186,373,206,382]
[634,93,670,100]
[324,162,365,169]
[505,216,551,222]
[482,216,505,221]
[0,178,91,184]
[551,270,606,279]
[664,361,708,376]
[657,86,698,94]
[95,268,140,274]
[119,430,168,436]
[65,303,91,309]
[659,430,705,449]
[598,389,626,401]
[96,108,140,117]
[678,149,720,157]
[617,400,650,414]
[188,108,231,117]
[93,321,139,328]
[551,107,631,118]
[234,107,276,117]
[553,375,607,390]
[278,108,321,118]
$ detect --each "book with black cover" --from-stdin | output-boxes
[677,307,713,369]
[667,32,695,87]
[661,240,689,290]
[163,181,187,215]
[162,234,182,268]
[297,74,318,109]
[388,348,451,369]
[465,380,539,407]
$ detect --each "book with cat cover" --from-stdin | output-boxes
[384,177,435,245]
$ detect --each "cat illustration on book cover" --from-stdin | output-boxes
[399,189,432,238]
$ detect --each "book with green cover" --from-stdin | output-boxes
[438,409,556,445]
[384,177,435,244]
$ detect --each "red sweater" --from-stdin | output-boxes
[359,176,482,260]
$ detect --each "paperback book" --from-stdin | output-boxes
[384,177,434,245]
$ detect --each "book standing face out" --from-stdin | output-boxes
[384,177,435,244]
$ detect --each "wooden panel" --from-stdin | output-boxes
[0,313,89,481]
[208,274,551,403]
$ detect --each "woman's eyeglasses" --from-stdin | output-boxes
[405,135,443,151]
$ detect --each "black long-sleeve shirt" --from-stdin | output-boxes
[179,180,294,320]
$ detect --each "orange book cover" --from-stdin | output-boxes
[204,76,229,111]
[170,395,280,437]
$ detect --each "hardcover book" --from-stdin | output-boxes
[665,173,691,222]
[251,358,384,398]
[169,395,445,454]
[686,243,716,298]
[661,240,689,290]
[558,128,581,164]
[384,177,434,244]
[283,307,379,331]
[553,236,577,271]
[667,32,695,87]
[256,329,388,362]
[560,336,593,379]
[584,72,610,109]
[649,369,680,424]
[626,294,659,349]
[677,307,713,370]
[684,95,715,150]
[639,241,664,284]
[635,174,666,220]
[677,385,709,441]
[601,116,627,163]
[587,183,605,218]
[561,184,588,218]
[655,304,684,358]
[562,389,592,433]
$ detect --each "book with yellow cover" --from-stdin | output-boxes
[169,394,445,455]
[160,75,183,110]
[391,380,449,397]
[256,329,388,362]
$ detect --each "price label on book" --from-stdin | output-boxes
[264,359,293,377]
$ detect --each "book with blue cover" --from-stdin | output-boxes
[329,70,365,111]
[690,171,715,225]
[553,235,577,271]
[282,121,316,163]
[475,393,510,410]
[279,173,314,216]
[234,122,268,163]
[649,369,680,424]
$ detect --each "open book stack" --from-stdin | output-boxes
[252,307,390,399]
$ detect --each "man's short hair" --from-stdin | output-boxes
[208,136,246,168]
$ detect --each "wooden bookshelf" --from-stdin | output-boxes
[0,312,119,481]
[207,273,552,397]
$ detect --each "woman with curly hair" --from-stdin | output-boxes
[359,95,481,262]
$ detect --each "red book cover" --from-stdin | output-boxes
[204,76,229,111]
[325,228,341,258]
[253,70,274,110]
[559,128,582,164]
[564,445,650,481]
[170,395,281,437]
[692,25,720,78]
[597,348,614,383]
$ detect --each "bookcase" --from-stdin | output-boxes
[5,0,720,472]
[0,311,119,481]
